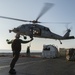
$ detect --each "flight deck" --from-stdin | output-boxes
[0,56,75,75]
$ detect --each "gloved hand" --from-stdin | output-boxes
[6,39,9,42]
[6,39,10,44]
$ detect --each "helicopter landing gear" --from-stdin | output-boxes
[59,40,62,44]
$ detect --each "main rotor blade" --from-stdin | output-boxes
[0,16,30,22]
[39,22,71,24]
[36,3,54,21]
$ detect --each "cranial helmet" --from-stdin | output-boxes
[15,34,20,38]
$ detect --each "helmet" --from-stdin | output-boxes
[15,34,20,38]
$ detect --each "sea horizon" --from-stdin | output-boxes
[0,49,42,53]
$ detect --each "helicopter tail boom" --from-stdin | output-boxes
[62,36,75,40]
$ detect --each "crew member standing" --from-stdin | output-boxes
[6,34,33,74]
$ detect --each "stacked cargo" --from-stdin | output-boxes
[59,48,66,57]
[66,48,75,61]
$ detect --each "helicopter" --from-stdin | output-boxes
[0,3,74,44]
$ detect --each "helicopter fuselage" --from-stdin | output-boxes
[9,23,74,41]
[10,24,65,39]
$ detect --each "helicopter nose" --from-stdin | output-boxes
[13,28,19,32]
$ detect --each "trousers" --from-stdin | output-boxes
[10,51,20,69]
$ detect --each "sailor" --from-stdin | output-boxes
[6,34,33,74]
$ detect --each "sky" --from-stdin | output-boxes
[0,0,75,52]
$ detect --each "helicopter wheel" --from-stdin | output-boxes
[24,36,27,39]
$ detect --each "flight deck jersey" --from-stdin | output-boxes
[11,39,22,51]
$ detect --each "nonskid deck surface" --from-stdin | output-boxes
[0,56,75,75]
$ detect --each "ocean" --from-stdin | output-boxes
[0,49,42,53]
[0,49,42,57]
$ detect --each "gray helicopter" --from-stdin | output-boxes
[0,3,74,44]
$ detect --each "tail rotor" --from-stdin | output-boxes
[63,23,72,35]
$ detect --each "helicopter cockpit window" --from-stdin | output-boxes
[18,25,25,29]
[44,27,50,31]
